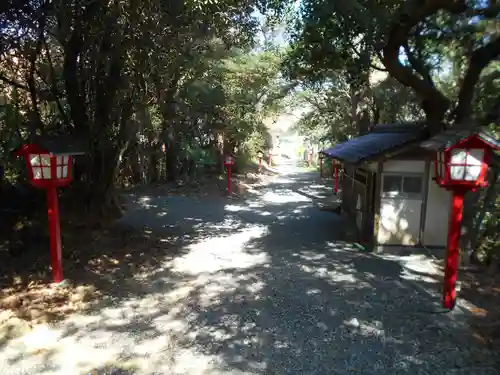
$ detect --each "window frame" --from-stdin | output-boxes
[381,172,424,200]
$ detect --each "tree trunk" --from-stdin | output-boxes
[464,169,499,263]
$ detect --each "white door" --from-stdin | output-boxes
[377,173,424,245]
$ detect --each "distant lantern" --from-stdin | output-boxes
[318,153,325,176]
[223,154,235,194]
[257,150,264,173]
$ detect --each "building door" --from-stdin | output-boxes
[377,173,424,245]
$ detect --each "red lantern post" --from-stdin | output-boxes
[268,150,273,167]
[224,155,235,194]
[257,150,263,173]
[334,161,339,194]
[318,153,325,176]
[13,142,83,283]
[422,132,499,309]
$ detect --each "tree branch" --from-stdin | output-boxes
[402,41,434,86]
[380,0,472,124]
[482,94,500,126]
[346,40,388,72]
[452,36,500,123]
[42,37,70,125]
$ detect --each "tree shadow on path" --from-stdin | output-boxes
[2,169,499,375]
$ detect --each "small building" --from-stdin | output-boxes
[321,122,499,250]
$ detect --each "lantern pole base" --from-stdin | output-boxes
[52,279,69,288]
[47,184,64,283]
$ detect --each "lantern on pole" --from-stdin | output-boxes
[268,150,273,167]
[333,160,339,194]
[257,150,263,173]
[13,136,85,283]
[318,153,325,177]
[422,129,499,309]
[224,154,235,194]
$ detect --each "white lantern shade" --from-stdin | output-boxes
[450,148,484,182]
[29,153,51,180]
[56,155,70,178]
[28,153,71,180]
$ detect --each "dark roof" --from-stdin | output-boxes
[12,135,88,156]
[420,129,500,151]
[36,135,87,155]
[320,122,430,164]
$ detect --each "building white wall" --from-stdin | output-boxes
[423,173,452,247]
[376,159,451,247]
[383,160,426,173]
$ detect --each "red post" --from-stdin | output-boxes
[47,185,63,283]
[226,166,231,194]
[442,190,465,309]
[268,154,272,166]
[334,163,339,194]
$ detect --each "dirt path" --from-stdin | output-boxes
[1,160,498,375]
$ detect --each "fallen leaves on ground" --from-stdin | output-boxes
[0,170,267,337]
[459,271,500,350]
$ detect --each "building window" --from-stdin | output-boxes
[382,173,423,199]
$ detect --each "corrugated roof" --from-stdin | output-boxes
[320,122,429,164]
[420,129,500,151]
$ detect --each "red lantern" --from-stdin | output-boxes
[224,155,235,194]
[257,150,263,173]
[318,153,325,176]
[333,161,339,194]
[433,142,491,191]
[17,144,74,189]
[13,140,85,283]
[422,131,499,310]
[224,155,235,167]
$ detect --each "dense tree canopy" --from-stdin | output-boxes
[0,0,290,216]
[285,0,500,128]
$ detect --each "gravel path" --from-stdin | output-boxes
[1,160,498,375]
